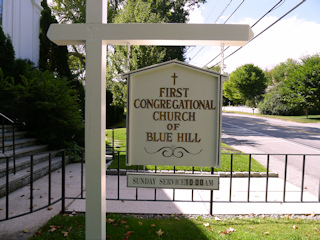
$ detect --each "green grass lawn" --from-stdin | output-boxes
[257,114,320,123]
[29,213,320,240]
[223,111,320,124]
[106,128,267,172]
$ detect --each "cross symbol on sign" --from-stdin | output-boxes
[47,1,253,239]
[172,73,178,85]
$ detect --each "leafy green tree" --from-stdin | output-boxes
[51,0,206,110]
[284,54,320,118]
[112,0,206,71]
[207,65,221,73]
[0,27,15,77]
[51,0,86,24]
[51,0,206,71]
[224,64,267,107]
[266,58,299,85]
[259,54,320,117]
[223,79,242,105]
[108,0,206,107]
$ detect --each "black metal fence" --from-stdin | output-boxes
[0,113,16,174]
[0,150,66,222]
[1,150,320,222]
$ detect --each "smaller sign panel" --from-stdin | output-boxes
[127,173,219,190]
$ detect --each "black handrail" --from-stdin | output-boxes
[0,113,16,174]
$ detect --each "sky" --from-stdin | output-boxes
[186,0,320,73]
[47,0,320,74]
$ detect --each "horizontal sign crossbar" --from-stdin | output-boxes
[47,23,254,46]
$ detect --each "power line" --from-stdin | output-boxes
[214,0,233,24]
[188,0,239,62]
[185,0,220,57]
[252,0,285,28]
[198,0,245,67]
[188,46,205,61]
[205,0,221,22]
[214,0,305,68]
[223,0,245,24]
[203,0,290,68]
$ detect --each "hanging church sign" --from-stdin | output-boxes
[124,60,226,168]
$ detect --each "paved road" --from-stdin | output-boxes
[221,112,320,198]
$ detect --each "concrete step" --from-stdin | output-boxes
[1,138,37,152]
[0,151,59,178]
[0,156,67,197]
[0,145,48,163]
[0,131,28,142]
[0,125,19,134]
[0,122,66,199]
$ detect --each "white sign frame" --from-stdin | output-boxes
[125,60,225,168]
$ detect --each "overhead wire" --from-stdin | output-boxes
[223,0,245,23]
[203,0,290,68]
[205,0,221,22]
[210,0,305,68]
[188,0,236,62]
[185,0,221,56]
[213,0,233,24]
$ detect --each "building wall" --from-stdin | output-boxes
[2,0,42,65]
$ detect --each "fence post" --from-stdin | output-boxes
[12,123,16,174]
[210,167,214,215]
[61,151,66,213]
[48,153,52,205]
[300,155,306,202]
[265,155,270,202]
[191,167,194,202]
[30,155,34,213]
[6,157,9,220]
[247,154,252,202]
[283,155,288,202]
[318,180,320,202]
[173,166,176,201]
[117,151,120,200]
[136,165,139,200]
[154,166,157,201]
[112,128,115,159]
[229,154,233,202]
[81,150,84,199]
[1,118,4,154]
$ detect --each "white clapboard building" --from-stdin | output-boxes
[1,0,42,65]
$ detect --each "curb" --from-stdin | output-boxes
[107,169,278,178]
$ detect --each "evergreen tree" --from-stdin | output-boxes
[0,27,15,76]
[39,0,72,80]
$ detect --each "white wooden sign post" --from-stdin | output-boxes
[47,0,253,239]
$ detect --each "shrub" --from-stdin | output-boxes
[258,84,303,116]
[0,67,84,149]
